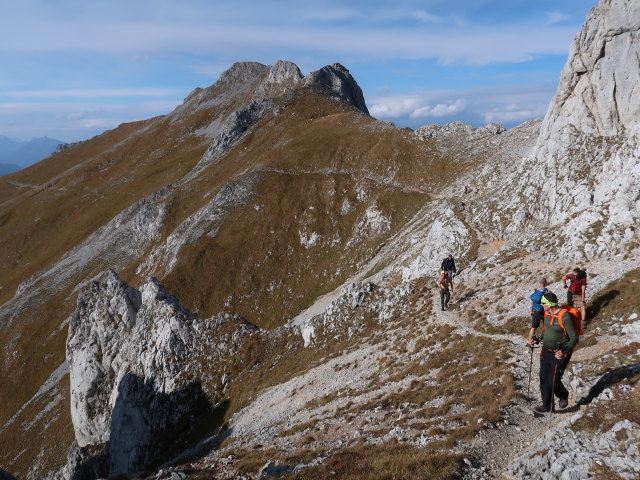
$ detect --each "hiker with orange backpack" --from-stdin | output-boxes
[530,292,581,413]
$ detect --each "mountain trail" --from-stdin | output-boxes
[429,299,555,478]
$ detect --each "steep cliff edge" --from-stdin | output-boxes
[64,271,259,478]
[501,0,640,259]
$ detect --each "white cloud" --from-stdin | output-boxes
[0,13,579,66]
[545,11,571,26]
[0,100,182,141]
[412,99,467,118]
[370,96,466,119]
[301,8,361,21]
[410,10,440,22]
[369,82,556,128]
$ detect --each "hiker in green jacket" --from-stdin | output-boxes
[531,292,578,413]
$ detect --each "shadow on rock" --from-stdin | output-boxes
[108,373,228,477]
[0,470,17,480]
[586,288,620,320]
[457,289,479,303]
[577,363,640,406]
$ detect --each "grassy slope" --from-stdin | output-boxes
[159,94,456,326]
[0,89,485,477]
[0,105,223,476]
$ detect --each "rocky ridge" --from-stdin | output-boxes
[64,271,259,478]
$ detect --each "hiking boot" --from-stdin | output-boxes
[533,405,551,413]
[558,398,568,409]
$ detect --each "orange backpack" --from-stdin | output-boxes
[547,305,583,338]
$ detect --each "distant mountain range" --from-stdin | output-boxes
[0,135,66,174]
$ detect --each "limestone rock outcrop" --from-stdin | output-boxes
[304,63,369,114]
[65,271,258,478]
[415,121,505,140]
[536,0,640,139]
[499,0,640,259]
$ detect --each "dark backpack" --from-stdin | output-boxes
[576,269,587,280]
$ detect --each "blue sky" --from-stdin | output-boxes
[0,0,597,142]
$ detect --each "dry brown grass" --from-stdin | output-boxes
[0,83,503,476]
[163,171,425,327]
[291,444,461,480]
[343,330,517,446]
[473,315,529,336]
[588,463,626,480]
[225,443,462,480]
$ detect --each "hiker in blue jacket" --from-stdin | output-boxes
[528,277,549,345]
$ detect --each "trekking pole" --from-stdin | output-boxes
[548,355,558,429]
[526,343,534,399]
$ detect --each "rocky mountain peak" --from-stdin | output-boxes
[304,62,369,114]
[217,61,271,85]
[265,60,304,85]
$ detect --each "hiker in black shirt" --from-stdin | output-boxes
[441,255,456,282]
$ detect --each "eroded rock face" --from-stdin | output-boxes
[499,0,640,259]
[304,63,369,114]
[67,273,190,449]
[66,271,258,477]
[537,0,640,139]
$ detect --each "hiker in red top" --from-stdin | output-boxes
[563,268,587,328]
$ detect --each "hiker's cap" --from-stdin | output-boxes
[541,295,558,307]
[440,270,445,274]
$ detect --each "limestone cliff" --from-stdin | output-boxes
[496,0,640,260]
[65,271,258,478]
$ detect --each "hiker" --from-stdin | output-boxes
[563,268,587,327]
[528,277,549,345]
[441,254,457,282]
[530,292,579,413]
[436,270,452,311]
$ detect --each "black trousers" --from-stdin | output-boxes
[440,289,450,309]
[539,348,571,411]
[531,310,544,329]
